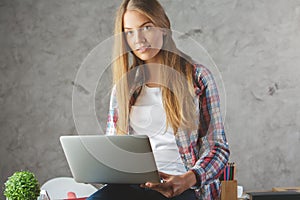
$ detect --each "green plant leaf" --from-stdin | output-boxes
[4,170,40,200]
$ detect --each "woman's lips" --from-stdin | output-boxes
[136,46,150,53]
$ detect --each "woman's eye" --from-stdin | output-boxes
[125,30,134,36]
[143,26,151,31]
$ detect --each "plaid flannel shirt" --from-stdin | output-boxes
[106,64,230,200]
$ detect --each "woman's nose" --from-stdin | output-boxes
[134,29,146,43]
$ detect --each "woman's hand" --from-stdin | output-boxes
[140,171,197,198]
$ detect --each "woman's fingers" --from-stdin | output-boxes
[159,171,171,180]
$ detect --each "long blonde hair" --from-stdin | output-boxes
[112,0,197,135]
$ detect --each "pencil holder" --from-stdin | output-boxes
[221,180,237,200]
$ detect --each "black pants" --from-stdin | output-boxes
[87,184,197,200]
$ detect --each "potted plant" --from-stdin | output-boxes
[4,170,40,200]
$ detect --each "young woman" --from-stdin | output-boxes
[88,0,229,199]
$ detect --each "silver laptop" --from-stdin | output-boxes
[60,135,160,184]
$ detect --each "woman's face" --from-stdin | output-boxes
[123,10,164,63]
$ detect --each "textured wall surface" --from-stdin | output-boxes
[1,0,300,198]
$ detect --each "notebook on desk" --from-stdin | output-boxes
[247,191,300,200]
[60,135,160,184]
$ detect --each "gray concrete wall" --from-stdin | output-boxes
[1,0,300,198]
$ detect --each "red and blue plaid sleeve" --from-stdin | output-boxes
[191,64,230,198]
[106,85,118,135]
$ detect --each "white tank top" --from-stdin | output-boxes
[129,85,187,175]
